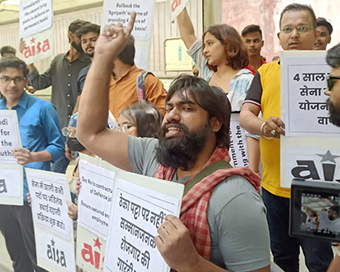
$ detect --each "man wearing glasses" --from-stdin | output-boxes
[240,3,333,272]
[0,57,64,272]
[325,44,340,127]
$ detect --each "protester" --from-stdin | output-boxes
[0,57,64,272]
[240,4,333,272]
[77,16,270,272]
[241,24,266,75]
[0,46,16,58]
[325,43,340,126]
[176,7,252,112]
[314,17,333,50]
[20,19,91,174]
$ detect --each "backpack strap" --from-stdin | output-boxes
[183,161,232,196]
[136,71,155,101]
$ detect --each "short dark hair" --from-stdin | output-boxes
[0,57,29,77]
[68,19,89,34]
[118,36,135,66]
[317,17,333,35]
[241,24,263,38]
[326,44,340,69]
[330,205,340,216]
[279,3,317,28]
[203,24,249,71]
[120,101,163,138]
[75,23,100,40]
[166,74,231,149]
[0,46,16,57]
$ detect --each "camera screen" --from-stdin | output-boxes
[299,192,340,239]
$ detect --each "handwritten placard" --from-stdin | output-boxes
[20,0,52,38]
[281,50,340,136]
[26,168,75,272]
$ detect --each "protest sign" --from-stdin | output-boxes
[0,110,23,205]
[21,28,54,65]
[229,114,248,167]
[280,137,340,188]
[104,173,183,272]
[165,38,193,71]
[281,50,340,136]
[20,0,52,38]
[26,169,75,272]
[170,0,189,22]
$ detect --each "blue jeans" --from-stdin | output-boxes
[262,188,333,272]
[51,153,69,174]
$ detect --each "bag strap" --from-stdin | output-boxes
[183,160,232,196]
[136,71,154,101]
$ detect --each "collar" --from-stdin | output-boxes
[64,51,89,63]
[261,57,267,65]
[112,64,137,81]
[0,91,29,109]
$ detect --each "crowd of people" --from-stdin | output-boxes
[0,2,339,272]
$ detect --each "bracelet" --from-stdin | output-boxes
[260,121,273,140]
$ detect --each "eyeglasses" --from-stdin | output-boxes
[0,76,26,84]
[62,127,76,137]
[114,124,134,133]
[327,75,340,91]
[280,25,315,34]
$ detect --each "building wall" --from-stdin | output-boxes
[222,0,340,62]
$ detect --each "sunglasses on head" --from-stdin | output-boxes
[327,75,340,91]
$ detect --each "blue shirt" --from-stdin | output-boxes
[0,92,64,201]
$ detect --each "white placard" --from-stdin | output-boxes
[26,169,73,238]
[78,160,115,239]
[20,0,53,38]
[26,168,75,272]
[280,137,340,188]
[0,163,23,206]
[0,110,21,164]
[281,50,340,136]
[104,177,181,272]
[229,114,248,167]
[170,0,189,22]
[21,28,54,65]
[103,0,154,40]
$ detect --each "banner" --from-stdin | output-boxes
[281,50,340,136]
[20,0,52,38]
[229,114,248,167]
[26,169,76,272]
[170,0,189,22]
[0,110,23,205]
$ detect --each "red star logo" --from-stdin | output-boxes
[31,37,35,44]
[93,238,102,250]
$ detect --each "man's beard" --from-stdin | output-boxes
[155,121,211,171]
[327,98,340,127]
[329,214,335,221]
[86,47,94,58]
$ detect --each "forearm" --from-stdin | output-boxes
[328,256,340,272]
[28,68,51,90]
[31,150,53,162]
[176,8,197,49]
[240,109,263,135]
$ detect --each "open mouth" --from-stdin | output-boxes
[165,126,184,138]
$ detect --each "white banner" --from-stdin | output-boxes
[281,50,340,136]
[229,114,248,167]
[170,0,189,22]
[21,28,54,65]
[26,168,75,272]
[20,0,52,38]
[280,137,340,188]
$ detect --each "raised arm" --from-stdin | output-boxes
[77,14,136,172]
[176,7,197,49]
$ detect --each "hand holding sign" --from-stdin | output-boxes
[95,12,136,59]
[14,147,34,165]
[155,215,200,272]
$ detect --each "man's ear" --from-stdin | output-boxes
[277,32,280,40]
[68,31,73,43]
[261,40,264,48]
[210,117,222,132]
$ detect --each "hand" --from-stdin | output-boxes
[26,86,35,94]
[19,38,26,54]
[65,144,74,161]
[94,12,136,60]
[76,178,81,198]
[155,215,200,271]
[261,116,285,139]
[27,192,32,206]
[14,148,34,165]
[67,202,78,220]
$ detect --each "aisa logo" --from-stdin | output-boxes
[291,150,340,182]
[47,239,67,268]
